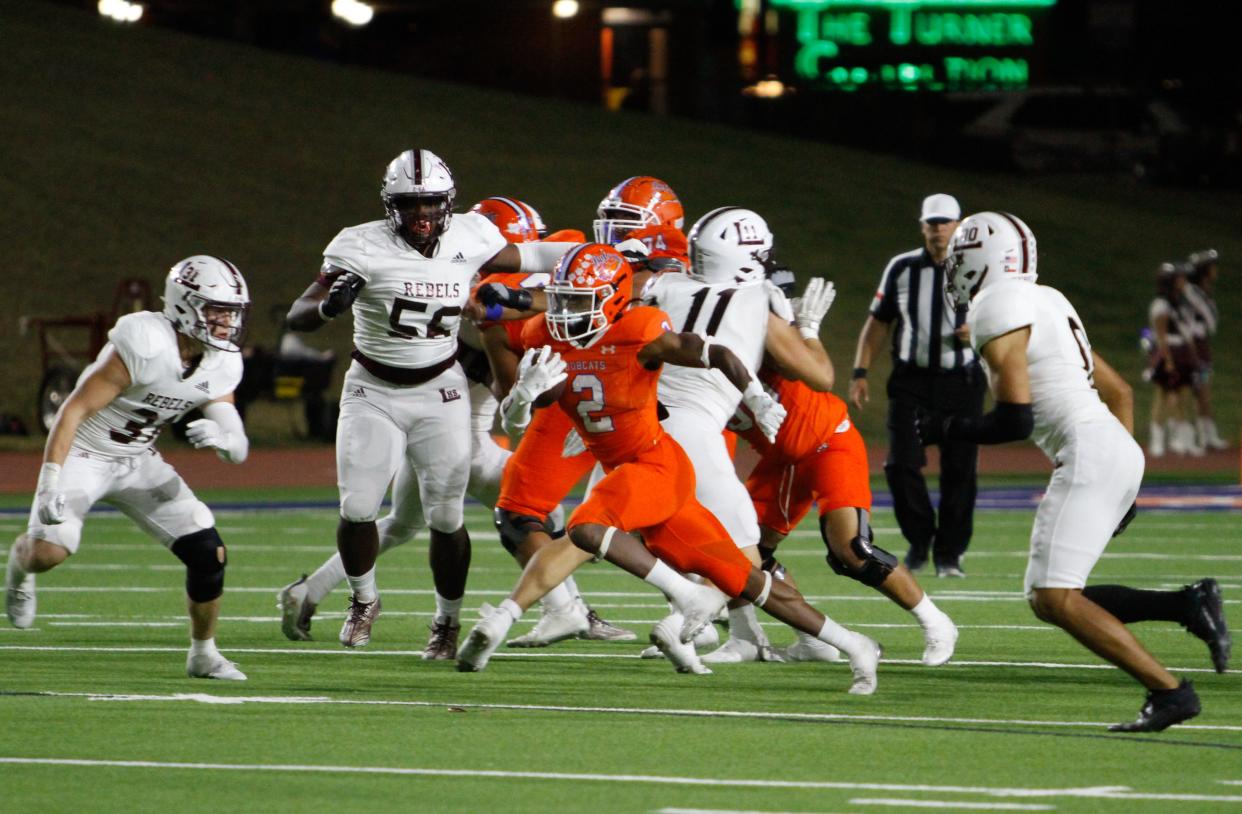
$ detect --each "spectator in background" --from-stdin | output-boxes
[1146,262,1202,457]
[1183,249,1227,450]
[849,194,984,578]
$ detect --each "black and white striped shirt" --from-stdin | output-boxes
[869,248,976,370]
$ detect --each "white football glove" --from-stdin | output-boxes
[501,346,568,435]
[741,380,786,443]
[562,428,587,458]
[762,279,794,323]
[795,278,836,340]
[613,238,650,265]
[35,462,66,525]
[186,418,226,451]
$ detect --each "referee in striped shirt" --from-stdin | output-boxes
[849,194,984,577]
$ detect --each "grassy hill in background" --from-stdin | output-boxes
[4,2,1240,447]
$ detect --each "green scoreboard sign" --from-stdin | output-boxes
[765,0,1057,91]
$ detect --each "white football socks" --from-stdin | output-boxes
[346,567,378,604]
[816,616,862,656]
[189,637,219,657]
[643,560,693,602]
[434,592,463,626]
[728,604,770,646]
[499,599,524,622]
[540,581,576,614]
[910,594,945,629]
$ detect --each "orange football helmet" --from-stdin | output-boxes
[593,176,685,244]
[545,243,634,345]
[469,196,545,243]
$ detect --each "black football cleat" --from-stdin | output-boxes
[1109,680,1201,733]
[1184,578,1231,673]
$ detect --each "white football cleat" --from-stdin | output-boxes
[640,623,720,659]
[847,633,882,695]
[186,651,247,681]
[456,604,515,672]
[674,584,729,643]
[638,645,662,659]
[506,605,589,647]
[701,636,762,664]
[5,556,35,629]
[921,615,959,667]
[277,575,316,641]
[650,613,711,675]
[778,634,843,662]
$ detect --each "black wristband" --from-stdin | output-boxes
[852,367,868,380]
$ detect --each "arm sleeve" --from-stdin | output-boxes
[944,401,1034,445]
[868,257,901,323]
[202,401,249,464]
[516,241,579,273]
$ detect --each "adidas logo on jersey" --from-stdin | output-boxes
[451,252,467,263]
[349,386,367,399]
[194,381,211,393]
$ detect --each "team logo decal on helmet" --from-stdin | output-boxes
[469,197,543,244]
[163,255,251,352]
[544,243,634,345]
[945,211,1037,307]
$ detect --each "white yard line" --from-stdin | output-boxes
[0,756,1239,803]
[849,800,1053,810]
[14,689,1242,733]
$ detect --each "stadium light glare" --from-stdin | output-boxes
[332,0,375,27]
[552,0,580,19]
[97,0,144,23]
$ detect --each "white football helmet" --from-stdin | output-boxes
[381,148,456,248]
[945,211,1038,307]
[687,207,773,285]
[162,256,250,352]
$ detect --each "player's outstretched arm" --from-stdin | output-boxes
[36,349,132,524]
[187,394,250,464]
[287,266,364,332]
[1091,350,1135,434]
[639,331,786,441]
[918,328,1033,447]
[764,313,834,391]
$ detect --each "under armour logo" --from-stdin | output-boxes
[440,387,461,402]
[349,386,367,399]
[194,381,211,393]
[599,345,617,355]
[451,252,467,263]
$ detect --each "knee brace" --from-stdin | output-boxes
[171,528,226,603]
[757,544,787,581]
[493,507,553,555]
[823,510,897,588]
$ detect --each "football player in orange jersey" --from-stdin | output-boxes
[458,244,882,690]
[727,276,958,667]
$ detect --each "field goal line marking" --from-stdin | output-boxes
[12,689,1242,734]
[2,756,1242,803]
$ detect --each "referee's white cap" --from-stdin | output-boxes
[919,193,961,223]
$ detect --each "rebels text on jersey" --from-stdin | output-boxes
[76,312,243,457]
[521,306,672,468]
[643,272,768,427]
[320,212,508,369]
[968,282,1114,457]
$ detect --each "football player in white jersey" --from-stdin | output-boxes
[640,207,839,663]
[920,212,1227,732]
[285,150,582,656]
[4,256,252,681]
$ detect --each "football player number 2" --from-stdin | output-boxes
[572,375,614,433]
[388,297,461,339]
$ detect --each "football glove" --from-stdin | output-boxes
[762,279,795,323]
[35,462,66,525]
[319,271,365,319]
[501,346,567,435]
[477,282,534,312]
[613,238,650,266]
[795,278,836,339]
[741,379,786,443]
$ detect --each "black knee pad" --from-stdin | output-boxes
[493,507,552,556]
[758,544,787,581]
[822,510,897,588]
[171,528,226,603]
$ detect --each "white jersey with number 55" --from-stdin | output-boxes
[968,281,1114,457]
[323,212,507,369]
[643,272,769,428]
[75,312,243,458]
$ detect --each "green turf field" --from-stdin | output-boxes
[1,499,1238,813]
